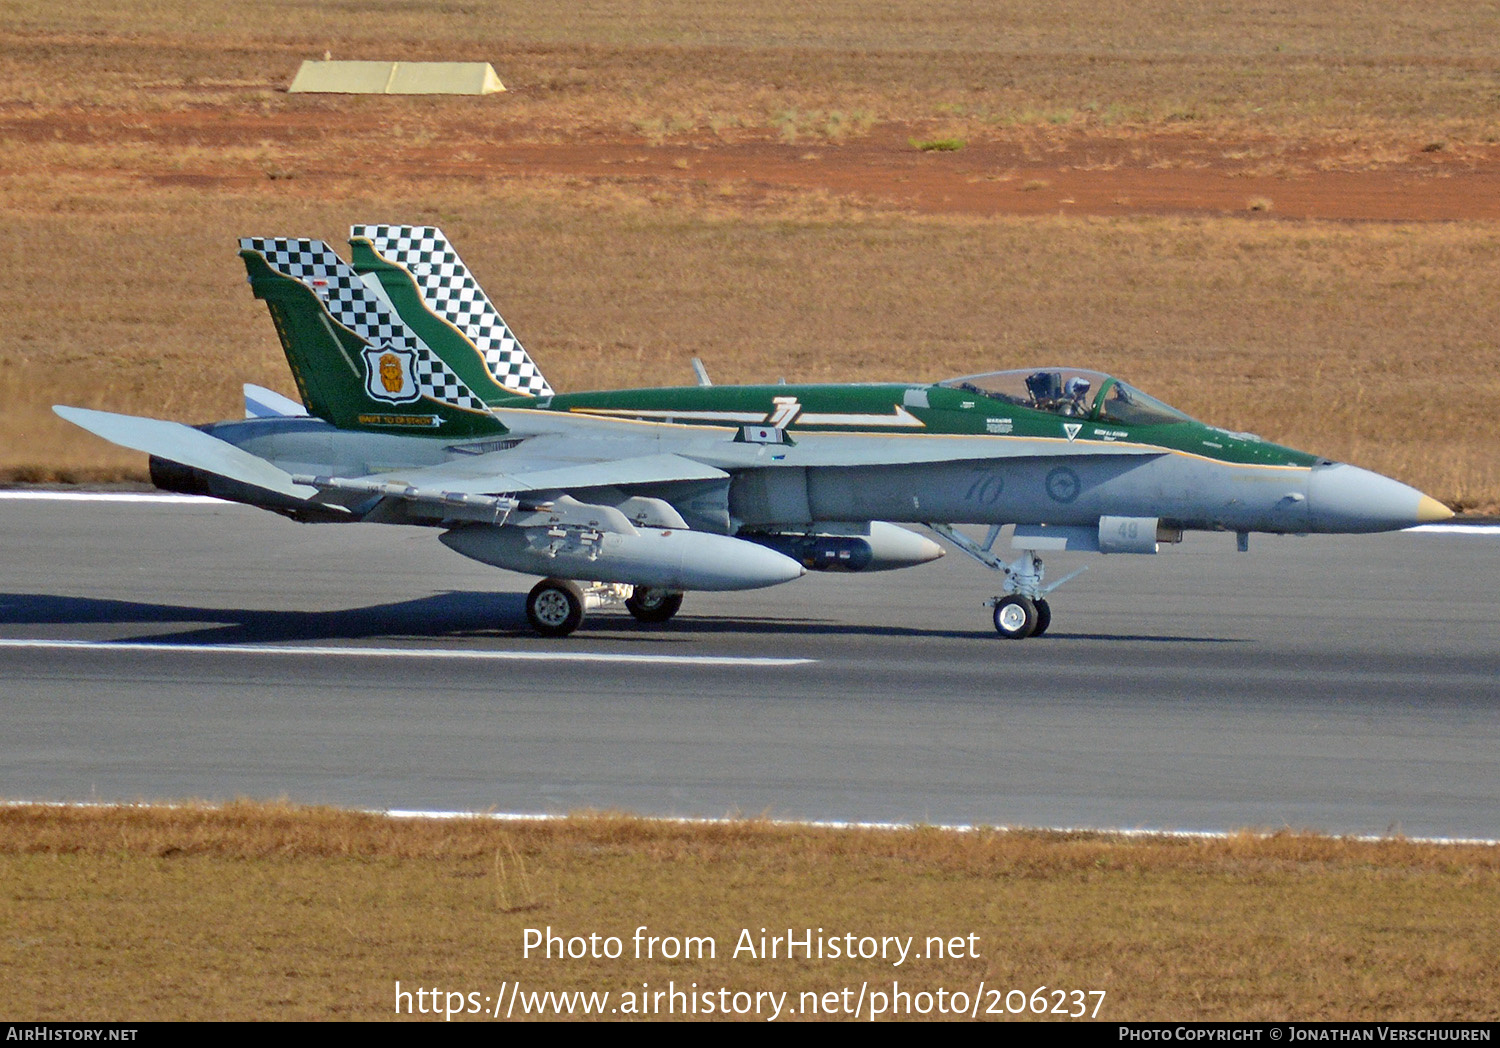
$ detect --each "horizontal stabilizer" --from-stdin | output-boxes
[53,406,317,501]
[244,383,308,419]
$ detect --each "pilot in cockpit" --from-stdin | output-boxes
[1059,375,1091,416]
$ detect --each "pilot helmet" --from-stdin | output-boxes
[1065,376,1091,399]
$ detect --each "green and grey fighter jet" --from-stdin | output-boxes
[56,228,1453,638]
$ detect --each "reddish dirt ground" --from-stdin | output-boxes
[6,108,1500,221]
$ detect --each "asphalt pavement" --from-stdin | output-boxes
[1,494,1496,838]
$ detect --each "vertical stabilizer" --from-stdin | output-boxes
[350,225,552,400]
[238,238,507,437]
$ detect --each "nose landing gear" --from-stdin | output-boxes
[992,594,1053,639]
[926,524,1080,639]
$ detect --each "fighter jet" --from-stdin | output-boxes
[55,227,1453,638]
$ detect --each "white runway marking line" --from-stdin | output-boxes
[0,638,813,668]
[6,800,1495,847]
[0,491,220,504]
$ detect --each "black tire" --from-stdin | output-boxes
[993,595,1038,639]
[526,578,585,637]
[625,587,684,624]
[1032,598,1052,637]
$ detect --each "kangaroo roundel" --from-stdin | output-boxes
[363,344,420,403]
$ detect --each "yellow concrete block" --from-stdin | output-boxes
[288,61,505,95]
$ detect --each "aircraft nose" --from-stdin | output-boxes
[1307,463,1453,533]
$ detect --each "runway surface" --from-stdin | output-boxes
[2,495,1497,838]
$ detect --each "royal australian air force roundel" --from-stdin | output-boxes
[363,345,421,404]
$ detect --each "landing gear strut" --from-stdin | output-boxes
[926,524,1080,639]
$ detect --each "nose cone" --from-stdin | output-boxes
[1307,464,1454,533]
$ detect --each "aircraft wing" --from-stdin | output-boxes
[492,407,1170,470]
[53,406,317,500]
[330,446,729,496]
[321,430,1160,504]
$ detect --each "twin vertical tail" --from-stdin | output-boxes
[239,238,508,438]
[350,225,553,402]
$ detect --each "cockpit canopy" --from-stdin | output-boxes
[938,368,1195,427]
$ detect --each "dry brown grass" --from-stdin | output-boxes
[4,1,1500,143]
[2,802,1498,1021]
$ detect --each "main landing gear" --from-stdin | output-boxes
[525,578,586,637]
[623,587,684,623]
[524,578,684,637]
[926,524,1082,639]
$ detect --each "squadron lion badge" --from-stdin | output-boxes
[362,344,419,403]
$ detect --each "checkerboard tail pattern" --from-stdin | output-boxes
[352,225,553,397]
[239,238,490,413]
